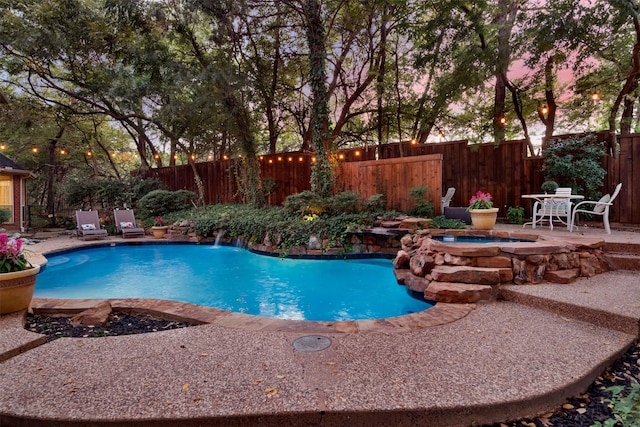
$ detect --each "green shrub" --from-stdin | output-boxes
[137,189,197,218]
[541,180,559,193]
[326,192,360,215]
[429,215,466,229]
[363,193,387,213]
[407,186,434,218]
[0,208,11,223]
[542,135,606,200]
[506,207,525,224]
[283,191,325,216]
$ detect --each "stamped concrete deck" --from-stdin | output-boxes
[1,224,639,426]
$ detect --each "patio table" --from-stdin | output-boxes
[521,193,584,230]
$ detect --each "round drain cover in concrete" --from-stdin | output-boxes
[292,335,332,352]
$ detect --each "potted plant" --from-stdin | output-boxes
[151,216,169,239]
[541,180,559,194]
[0,233,41,314]
[467,191,499,230]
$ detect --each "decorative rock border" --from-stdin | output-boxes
[393,229,613,305]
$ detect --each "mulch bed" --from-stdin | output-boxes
[25,312,192,342]
[25,313,638,426]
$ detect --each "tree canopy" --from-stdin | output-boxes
[1,0,637,212]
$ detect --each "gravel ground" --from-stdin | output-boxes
[25,314,639,426]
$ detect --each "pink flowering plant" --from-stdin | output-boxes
[0,233,29,273]
[153,216,165,227]
[468,191,493,210]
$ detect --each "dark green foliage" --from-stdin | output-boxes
[592,384,640,427]
[542,135,606,200]
[64,176,166,210]
[326,191,360,215]
[407,186,434,218]
[363,193,387,213]
[130,178,166,202]
[137,189,197,218]
[0,209,12,223]
[507,207,525,224]
[541,180,559,193]
[283,191,325,216]
[429,215,466,229]
[185,203,389,256]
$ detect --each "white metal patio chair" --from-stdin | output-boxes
[532,187,573,230]
[570,183,623,234]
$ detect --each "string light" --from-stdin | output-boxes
[0,144,5,151]
[591,90,600,102]
[59,148,67,155]
[410,138,418,145]
[355,150,360,157]
[338,153,345,160]
[31,146,39,154]
[86,150,92,157]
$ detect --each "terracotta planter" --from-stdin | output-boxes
[152,226,169,239]
[468,208,499,230]
[0,265,41,314]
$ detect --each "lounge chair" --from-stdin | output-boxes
[113,208,146,238]
[441,187,456,211]
[75,210,108,240]
[570,183,623,234]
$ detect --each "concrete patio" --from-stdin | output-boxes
[1,224,639,426]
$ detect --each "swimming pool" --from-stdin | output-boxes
[35,244,433,321]
[433,234,535,244]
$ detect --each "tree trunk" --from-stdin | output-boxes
[46,126,65,225]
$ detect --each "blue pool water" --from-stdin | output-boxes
[433,235,534,244]
[35,245,433,321]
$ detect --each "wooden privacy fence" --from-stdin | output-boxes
[338,154,442,214]
[137,133,640,225]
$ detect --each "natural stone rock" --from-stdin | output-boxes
[444,253,472,266]
[475,256,512,268]
[512,258,528,285]
[405,273,430,292]
[308,235,322,250]
[531,263,547,283]
[424,281,495,303]
[434,253,445,265]
[394,269,409,284]
[398,218,432,230]
[526,254,546,266]
[393,250,410,269]
[547,253,570,271]
[430,241,500,257]
[580,254,599,277]
[380,220,403,228]
[410,255,435,277]
[544,268,580,284]
[499,268,513,282]
[430,265,501,285]
[71,302,112,327]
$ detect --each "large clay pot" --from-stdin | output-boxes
[0,265,41,314]
[152,226,169,239]
[468,208,499,230]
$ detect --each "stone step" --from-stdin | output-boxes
[604,242,640,255]
[607,253,640,271]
